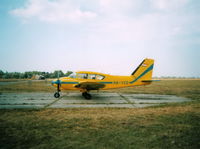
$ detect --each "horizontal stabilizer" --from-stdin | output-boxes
[142,80,160,82]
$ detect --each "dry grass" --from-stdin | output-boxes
[2,103,199,127]
[38,104,199,121]
[0,103,199,149]
[0,79,30,82]
[0,80,55,92]
[106,80,200,100]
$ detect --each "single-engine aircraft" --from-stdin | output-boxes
[52,58,156,99]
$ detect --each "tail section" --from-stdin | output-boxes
[131,58,154,83]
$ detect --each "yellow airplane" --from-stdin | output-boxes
[52,58,155,99]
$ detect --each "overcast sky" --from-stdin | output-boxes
[0,0,200,77]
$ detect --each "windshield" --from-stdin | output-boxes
[68,72,105,80]
[77,73,88,79]
[68,72,76,78]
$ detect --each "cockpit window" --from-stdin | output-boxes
[69,73,104,80]
[96,75,105,80]
[68,72,76,78]
[88,74,96,80]
[77,73,88,79]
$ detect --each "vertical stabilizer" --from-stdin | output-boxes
[131,58,154,82]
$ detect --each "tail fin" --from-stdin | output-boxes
[131,58,154,82]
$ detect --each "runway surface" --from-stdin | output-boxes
[0,92,191,109]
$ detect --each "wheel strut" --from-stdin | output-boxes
[82,92,92,100]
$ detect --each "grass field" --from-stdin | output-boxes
[0,80,200,149]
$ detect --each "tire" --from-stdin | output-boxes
[54,92,60,98]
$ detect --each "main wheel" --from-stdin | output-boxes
[82,92,92,100]
[54,92,60,98]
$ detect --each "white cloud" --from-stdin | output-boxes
[10,0,190,23]
[150,0,189,10]
[10,0,190,45]
[10,0,97,23]
[99,0,134,14]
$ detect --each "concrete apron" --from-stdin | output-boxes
[0,93,191,109]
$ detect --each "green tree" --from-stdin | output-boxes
[2,72,10,79]
[65,71,73,77]
[0,70,4,78]
[24,72,33,79]
[52,70,64,78]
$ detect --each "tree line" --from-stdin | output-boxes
[0,70,73,79]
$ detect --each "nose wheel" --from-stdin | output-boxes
[54,92,60,98]
[82,92,92,100]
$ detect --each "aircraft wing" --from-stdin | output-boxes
[74,81,105,90]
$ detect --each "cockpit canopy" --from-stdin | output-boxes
[68,72,105,80]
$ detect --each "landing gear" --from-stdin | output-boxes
[54,92,60,98]
[82,92,92,100]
